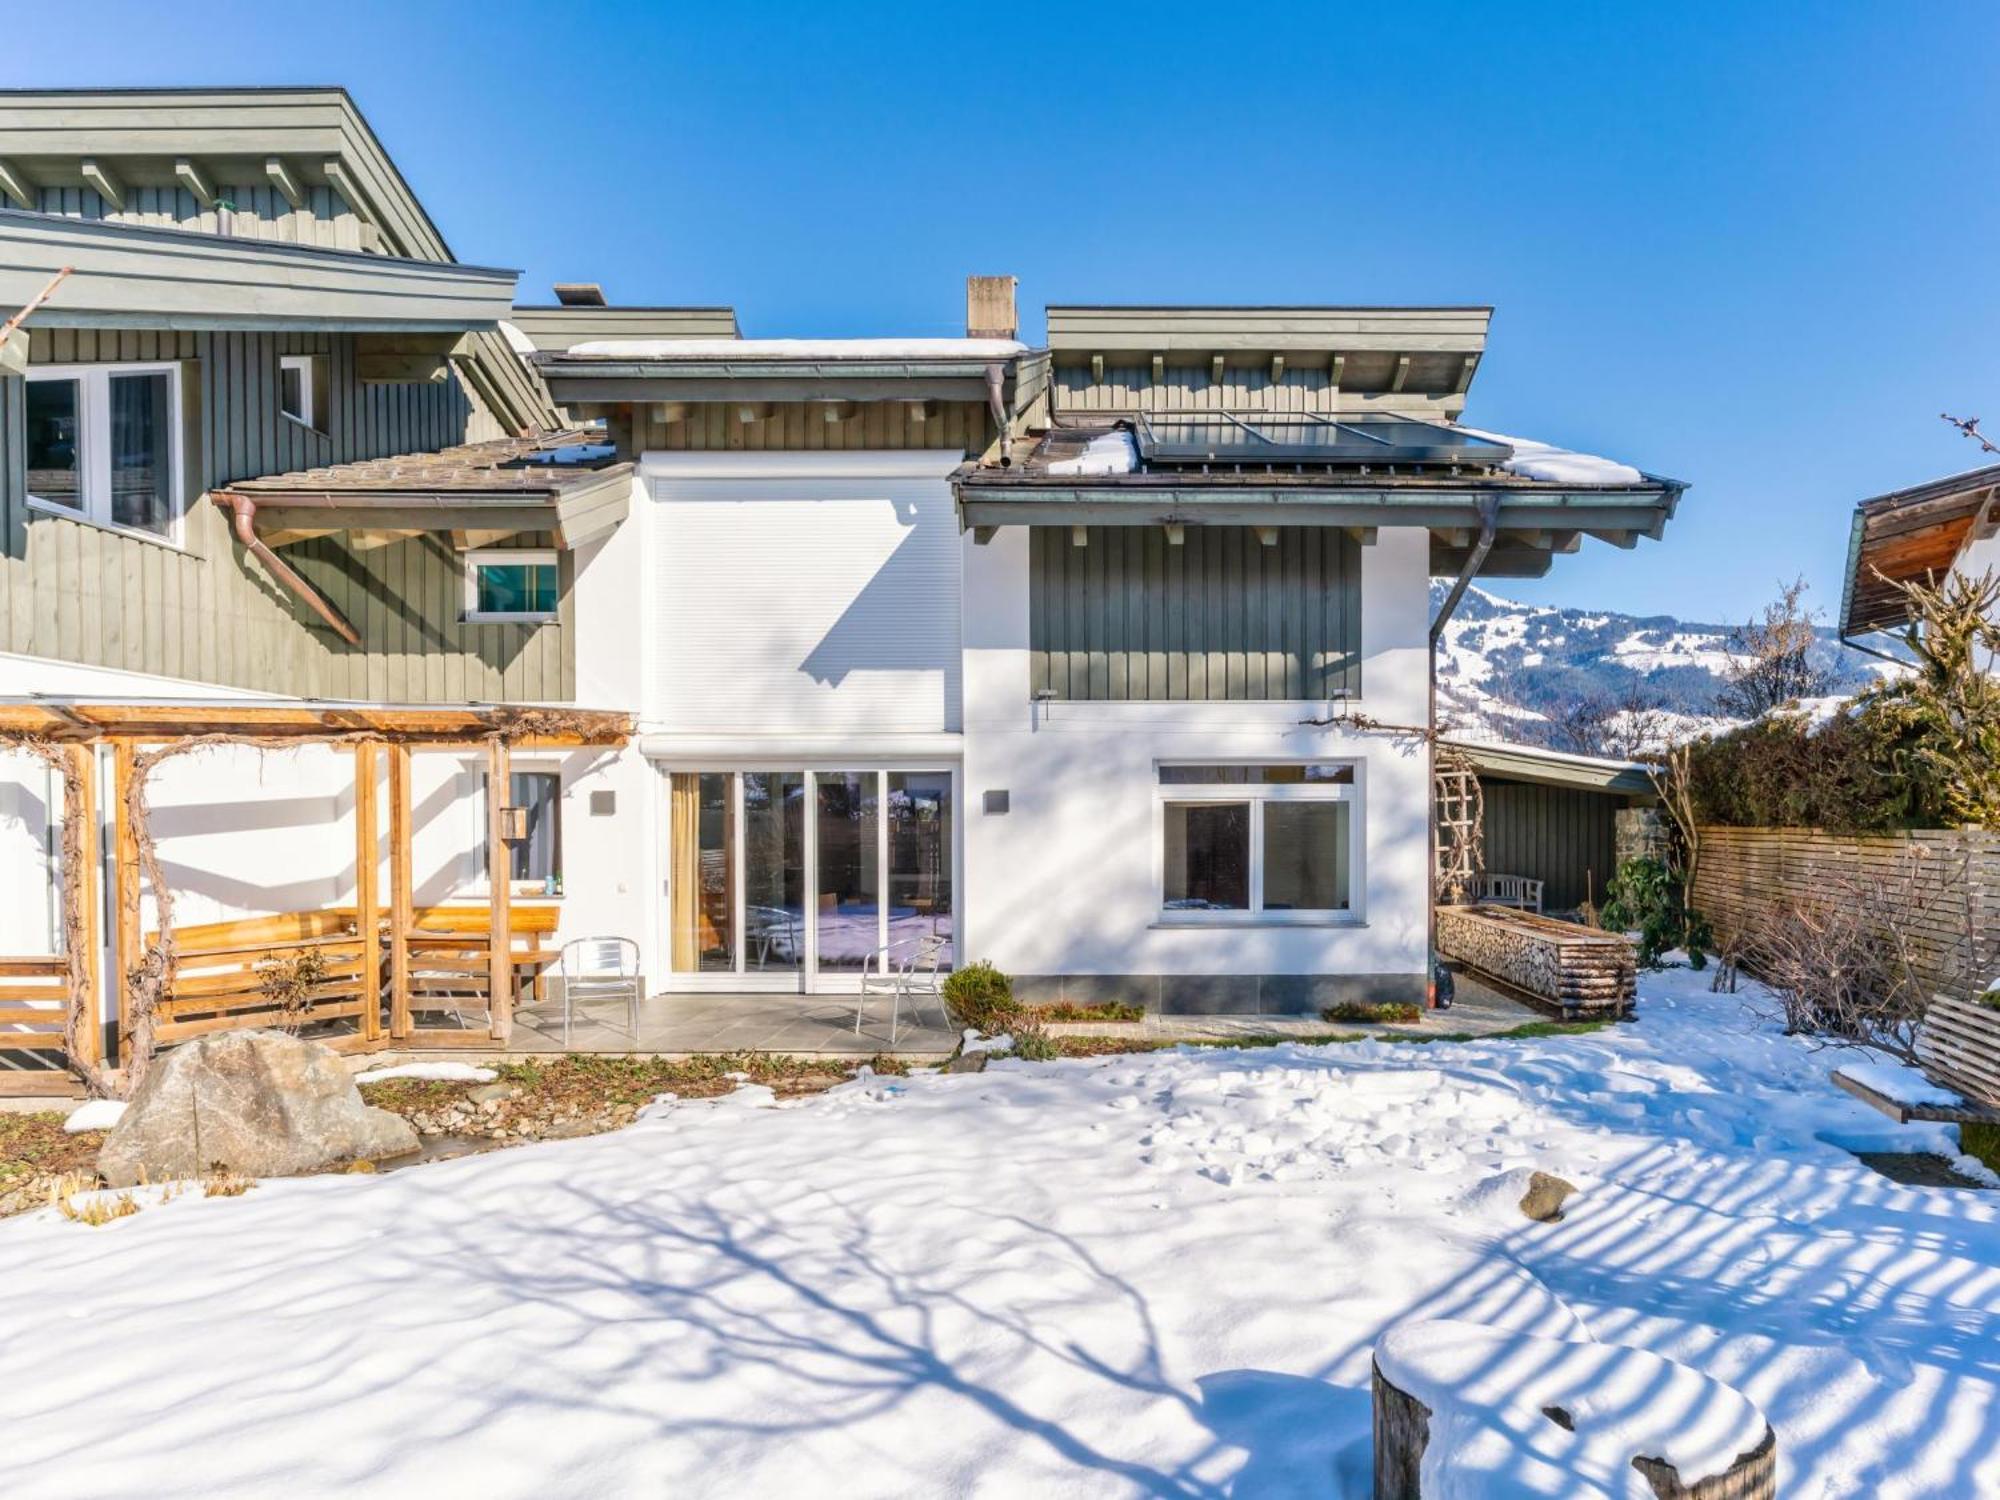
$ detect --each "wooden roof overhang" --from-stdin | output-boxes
[1840,465,2000,636]
[0,207,516,335]
[1443,737,1657,797]
[0,86,559,433]
[537,352,1017,410]
[952,469,1685,579]
[214,432,634,551]
[509,305,741,350]
[0,698,633,746]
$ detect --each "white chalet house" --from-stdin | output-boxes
[532,288,1686,1014]
[0,85,1687,1061]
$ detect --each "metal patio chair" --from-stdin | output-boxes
[855,932,951,1045]
[539,936,641,1045]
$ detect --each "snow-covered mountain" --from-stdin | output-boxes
[1430,583,1892,753]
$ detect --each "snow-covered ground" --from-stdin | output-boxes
[6,970,1998,1498]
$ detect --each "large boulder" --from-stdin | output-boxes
[98,1030,418,1186]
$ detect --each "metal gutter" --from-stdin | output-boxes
[214,492,362,646]
[1428,495,1501,645]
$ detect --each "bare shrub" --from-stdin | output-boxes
[256,946,329,1032]
[1718,576,1836,719]
[1745,848,1998,1062]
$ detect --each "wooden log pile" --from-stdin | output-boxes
[1917,994,2000,1110]
[1435,904,1637,1018]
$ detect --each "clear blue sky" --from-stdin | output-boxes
[8,1,1998,625]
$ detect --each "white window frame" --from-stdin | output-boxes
[278,353,316,429]
[1154,760,1366,926]
[464,548,560,623]
[461,758,566,898]
[24,362,186,547]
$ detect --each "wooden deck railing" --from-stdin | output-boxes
[0,956,69,1054]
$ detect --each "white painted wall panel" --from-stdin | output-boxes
[644,453,964,737]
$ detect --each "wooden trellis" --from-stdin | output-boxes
[0,700,631,1096]
[1433,748,1484,906]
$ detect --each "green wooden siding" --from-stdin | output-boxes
[1029,525,1361,701]
[0,327,572,701]
[630,398,993,455]
[1479,778,1622,913]
[36,182,367,250]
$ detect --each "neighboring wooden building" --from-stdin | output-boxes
[1446,739,1657,914]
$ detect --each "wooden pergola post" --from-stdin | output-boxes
[353,741,381,1045]
[387,742,413,1039]
[65,742,103,1069]
[109,738,139,1063]
[486,737,512,1042]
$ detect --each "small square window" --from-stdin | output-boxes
[279,357,310,424]
[465,551,560,621]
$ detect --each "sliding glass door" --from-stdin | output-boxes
[667,768,953,989]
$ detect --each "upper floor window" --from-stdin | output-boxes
[26,364,183,542]
[279,354,320,429]
[465,549,559,622]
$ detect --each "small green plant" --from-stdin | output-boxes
[1321,1000,1423,1025]
[1978,989,2000,1014]
[1601,856,1711,970]
[1006,1022,1059,1062]
[941,960,1015,1033]
[1025,1001,1145,1023]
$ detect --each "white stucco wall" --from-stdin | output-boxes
[1956,531,2000,675]
[958,526,1434,997]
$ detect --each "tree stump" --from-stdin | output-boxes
[1372,1359,1777,1500]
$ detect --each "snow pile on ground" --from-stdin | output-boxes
[1376,1318,1769,1498]
[3,969,1997,1497]
[351,1061,497,1085]
[1455,426,1646,486]
[61,1098,127,1133]
[1045,429,1138,475]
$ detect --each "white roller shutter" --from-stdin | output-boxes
[645,453,963,735]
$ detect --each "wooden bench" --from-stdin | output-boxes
[399,905,561,1020]
[1916,994,2000,1111]
[1475,874,1545,914]
[0,956,70,1055]
[148,909,371,1044]
[1436,904,1637,1019]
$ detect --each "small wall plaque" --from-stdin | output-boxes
[589,789,616,816]
[982,790,1010,815]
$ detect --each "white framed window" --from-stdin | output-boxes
[279,354,317,429]
[25,363,185,543]
[1156,762,1363,924]
[464,549,560,622]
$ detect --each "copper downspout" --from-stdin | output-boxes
[215,492,362,646]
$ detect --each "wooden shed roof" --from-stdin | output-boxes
[1444,738,1656,796]
[1840,465,2000,636]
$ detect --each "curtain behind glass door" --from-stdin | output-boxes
[669,772,734,972]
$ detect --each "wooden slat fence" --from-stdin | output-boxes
[1693,827,2000,998]
[149,909,373,1046]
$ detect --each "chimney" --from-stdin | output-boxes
[966,275,1018,340]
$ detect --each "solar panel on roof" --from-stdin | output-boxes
[1135,412,1512,467]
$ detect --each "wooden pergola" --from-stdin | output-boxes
[0,699,631,1094]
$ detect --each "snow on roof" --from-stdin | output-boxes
[559,337,1027,361]
[498,320,535,357]
[1043,430,1138,476]
[1376,1319,1770,1498]
[1454,425,1646,486]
